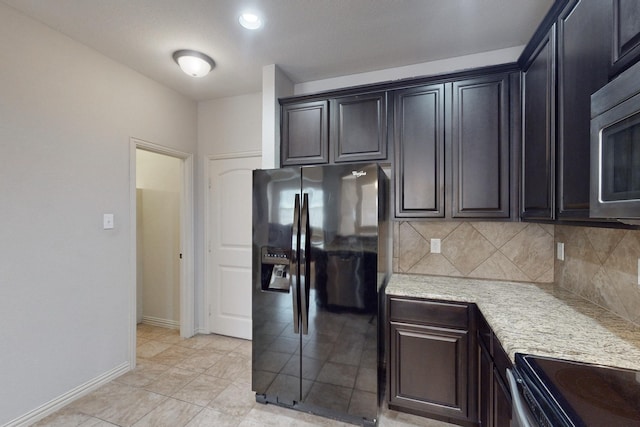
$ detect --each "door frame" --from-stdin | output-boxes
[204,151,261,335]
[129,138,195,367]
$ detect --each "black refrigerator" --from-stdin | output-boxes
[252,163,390,426]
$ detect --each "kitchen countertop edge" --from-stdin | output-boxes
[386,273,640,371]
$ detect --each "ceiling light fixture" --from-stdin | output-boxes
[239,12,263,30]
[172,49,215,78]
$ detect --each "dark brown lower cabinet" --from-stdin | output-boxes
[479,340,493,427]
[388,297,477,425]
[388,297,513,427]
[493,367,512,427]
[389,323,469,420]
[478,338,512,427]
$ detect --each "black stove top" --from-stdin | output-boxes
[515,353,640,426]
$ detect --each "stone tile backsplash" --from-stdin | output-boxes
[393,221,554,283]
[555,225,640,326]
[393,220,640,325]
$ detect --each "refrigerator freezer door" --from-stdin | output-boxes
[252,167,303,405]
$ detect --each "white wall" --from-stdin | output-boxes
[196,92,262,331]
[262,65,294,168]
[0,3,197,425]
[136,150,182,327]
[198,92,263,155]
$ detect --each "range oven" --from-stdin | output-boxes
[509,353,640,427]
[591,59,640,220]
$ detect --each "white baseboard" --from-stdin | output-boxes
[141,315,180,330]
[4,362,130,427]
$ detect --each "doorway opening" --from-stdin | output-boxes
[129,138,194,367]
[136,149,181,329]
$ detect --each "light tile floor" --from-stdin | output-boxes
[33,325,454,427]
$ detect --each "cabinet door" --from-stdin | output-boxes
[394,84,446,218]
[478,340,493,427]
[612,0,640,76]
[451,74,511,218]
[389,322,469,421]
[521,26,556,220]
[557,0,612,219]
[493,369,512,427]
[332,92,388,163]
[281,100,329,166]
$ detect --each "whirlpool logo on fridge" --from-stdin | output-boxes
[351,170,367,178]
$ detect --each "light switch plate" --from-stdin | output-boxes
[103,213,114,230]
[557,242,565,261]
[430,238,441,254]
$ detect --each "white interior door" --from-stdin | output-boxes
[208,155,261,339]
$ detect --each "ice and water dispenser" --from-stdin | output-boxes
[260,246,291,292]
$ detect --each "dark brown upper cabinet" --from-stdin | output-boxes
[521,25,556,221]
[520,0,614,222]
[450,73,514,219]
[611,0,640,77]
[331,92,388,163]
[281,65,520,222]
[280,92,388,167]
[394,67,518,220]
[281,99,329,166]
[557,0,613,219]
[393,83,446,218]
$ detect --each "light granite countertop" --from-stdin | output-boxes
[386,274,640,371]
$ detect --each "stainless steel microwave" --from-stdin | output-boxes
[591,60,640,220]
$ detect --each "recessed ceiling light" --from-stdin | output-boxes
[172,50,215,78]
[239,12,263,30]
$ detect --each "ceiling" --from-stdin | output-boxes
[2,0,554,102]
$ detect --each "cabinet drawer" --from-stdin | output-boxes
[389,297,468,329]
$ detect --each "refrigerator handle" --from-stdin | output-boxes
[290,194,300,334]
[300,193,310,335]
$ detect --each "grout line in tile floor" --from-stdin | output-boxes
[32,325,454,427]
